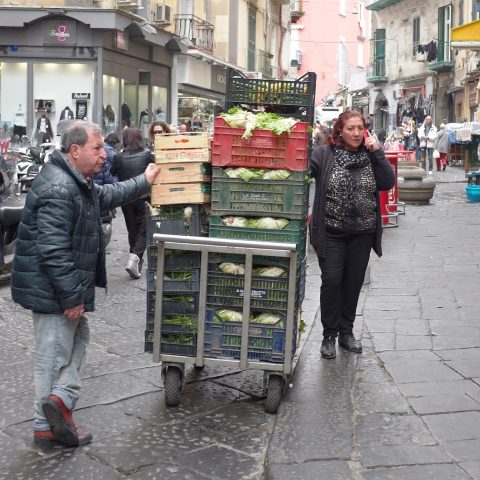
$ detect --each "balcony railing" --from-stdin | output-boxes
[367,59,387,84]
[428,41,454,73]
[174,14,214,53]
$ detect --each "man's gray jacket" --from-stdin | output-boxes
[11,149,150,313]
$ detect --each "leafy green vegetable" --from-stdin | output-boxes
[252,312,282,325]
[224,167,266,182]
[262,169,292,180]
[216,309,243,322]
[221,107,298,139]
[251,266,286,277]
[221,216,249,227]
[247,217,289,229]
[219,263,245,275]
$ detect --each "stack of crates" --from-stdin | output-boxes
[144,133,211,353]
[204,68,316,363]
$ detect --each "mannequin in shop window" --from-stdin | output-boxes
[35,114,53,144]
[139,108,149,139]
[13,104,27,138]
[155,107,165,122]
[105,105,116,134]
[60,106,74,121]
[121,103,131,128]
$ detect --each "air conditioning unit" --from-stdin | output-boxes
[154,4,171,24]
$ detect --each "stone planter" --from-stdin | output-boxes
[397,163,436,205]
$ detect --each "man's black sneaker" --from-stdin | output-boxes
[321,336,336,359]
[338,333,362,353]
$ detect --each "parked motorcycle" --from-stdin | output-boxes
[0,152,25,282]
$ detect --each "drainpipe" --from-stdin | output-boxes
[278,4,284,79]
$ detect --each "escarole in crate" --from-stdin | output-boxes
[220,107,298,139]
[221,216,290,230]
[223,167,292,182]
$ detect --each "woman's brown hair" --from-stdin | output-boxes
[327,110,365,148]
[122,127,145,153]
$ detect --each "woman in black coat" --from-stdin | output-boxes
[310,111,395,359]
[110,128,154,279]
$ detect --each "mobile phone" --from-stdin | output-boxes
[363,129,370,139]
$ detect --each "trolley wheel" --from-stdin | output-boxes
[265,375,283,414]
[164,367,182,407]
[193,365,205,371]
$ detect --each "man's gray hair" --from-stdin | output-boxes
[61,120,103,153]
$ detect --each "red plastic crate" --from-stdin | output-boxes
[211,117,309,170]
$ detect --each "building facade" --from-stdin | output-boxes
[290,0,371,110]
[366,0,456,134]
[0,0,292,143]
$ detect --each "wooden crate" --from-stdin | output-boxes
[154,133,210,150]
[155,148,210,164]
[151,182,211,205]
[155,162,211,184]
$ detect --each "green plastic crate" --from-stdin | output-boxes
[208,216,307,260]
[211,168,309,219]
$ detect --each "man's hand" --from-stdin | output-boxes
[144,163,162,185]
[64,304,85,321]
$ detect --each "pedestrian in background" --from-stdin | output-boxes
[10,120,161,447]
[309,111,395,359]
[110,127,155,279]
[146,120,171,150]
[434,123,450,171]
[93,132,119,186]
[417,115,437,173]
[314,122,329,147]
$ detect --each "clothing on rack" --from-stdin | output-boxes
[59,107,74,121]
[35,115,53,143]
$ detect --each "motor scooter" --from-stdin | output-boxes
[0,152,26,282]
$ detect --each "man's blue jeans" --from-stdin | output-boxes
[32,312,89,431]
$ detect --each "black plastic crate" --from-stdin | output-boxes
[147,269,201,293]
[146,291,199,317]
[144,330,196,355]
[206,258,306,313]
[146,204,209,246]
[225,68,316,124]
[147,247,201,271]
[203,309,296,363]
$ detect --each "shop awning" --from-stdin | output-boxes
[451,19,480,48]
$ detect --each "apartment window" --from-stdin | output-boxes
[357,43,364,67]
[247,5,256,71]
[413,17,420,56]
[473,0,480,20]
[438,4,452,61]
[459,0,464,25]
[373,28,386,76]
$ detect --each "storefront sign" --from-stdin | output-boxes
[44,21,77,45]
[72,93,91,100]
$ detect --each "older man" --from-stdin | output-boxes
[11,121,161,447]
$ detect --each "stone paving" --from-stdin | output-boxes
[266,165,480,480]
[0,165,479,479]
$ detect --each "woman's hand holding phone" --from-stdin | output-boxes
[364,130,379,152]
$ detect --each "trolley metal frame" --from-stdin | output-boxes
[152,234,298,410]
